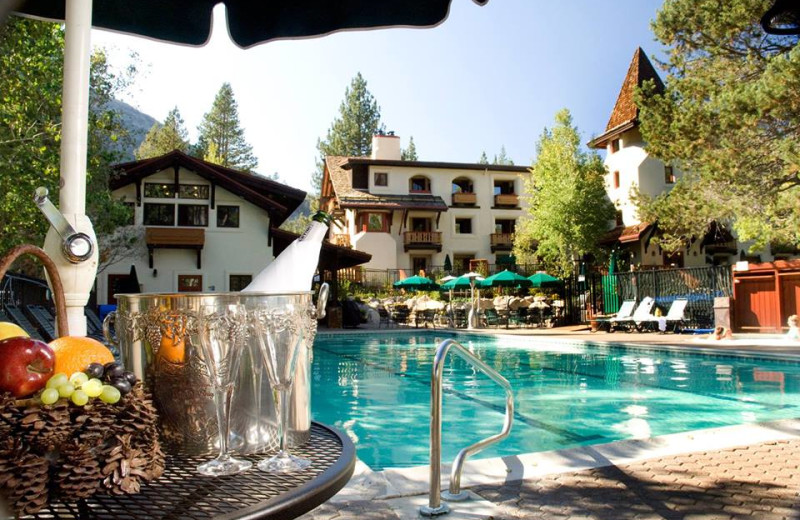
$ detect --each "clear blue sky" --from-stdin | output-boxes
[94,1,666,192]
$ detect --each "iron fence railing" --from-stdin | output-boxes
[1,272,51,308]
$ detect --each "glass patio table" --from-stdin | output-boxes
[25,422,355,520]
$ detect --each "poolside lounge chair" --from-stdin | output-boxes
[642,298,688,333]
[609,297,655,332]
[593,300,635,332]
[25,304,57,342]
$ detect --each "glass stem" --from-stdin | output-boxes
[215,384,233,461]
[277,387,289,455]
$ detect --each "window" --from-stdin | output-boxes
[615,210,624,226]
[493,180,515,195]
[178,274,202,292]
[143,203,175,225]
[144,182,175,198]
[357,212,388,232]
[612,171,620,189]
[179,184,210,200]
[455,218,473,234]
[217,205,240,228]
[411,256,429,275]
[374,172,388,186]
[495,219,515,234]
[453,254,474,273]
[177,204,209,226]
[452,177,473,193]
[229,274,252,292]
[352,169,368,190]
[664,166,676,184]
[409,176,431,193]
[610,139,620,153]
[410,218,431,232]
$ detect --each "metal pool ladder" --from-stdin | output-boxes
[420,338,514,517]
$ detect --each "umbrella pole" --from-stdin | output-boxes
[467,280,475,330]
[42,0,99,337]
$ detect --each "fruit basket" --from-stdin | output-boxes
[0,245,165,517]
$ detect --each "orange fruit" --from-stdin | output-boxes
[49,336,115,375]
[158,331,186,364]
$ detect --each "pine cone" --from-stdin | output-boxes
[18,400,72,453]
[0,438,49,516]
[118,385,159,442]
[53,440,102,501]
[73,400,117,448]
[0,393,21,439]
[99,434,148,495]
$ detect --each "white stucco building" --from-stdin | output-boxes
[320,134,530,275]
[100,150,307,304]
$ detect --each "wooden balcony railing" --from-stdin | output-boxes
[490,232,514,252]
[331,234,351,248]
[145,227,204,269]
[451,192,477,206]
[403,231,442,252]
[494,193,519,207]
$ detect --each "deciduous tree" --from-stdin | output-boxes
[514,109,615,277]
[197,83,258,171]
[135,107,189,159]
[313,73,384,192]
[635,0,800,251]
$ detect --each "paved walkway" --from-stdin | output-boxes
[302,326,800,519]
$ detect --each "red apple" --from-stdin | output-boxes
[0,336,55,397]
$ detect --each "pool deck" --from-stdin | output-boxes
[301,326,800,519]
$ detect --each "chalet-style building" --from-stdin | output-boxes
[320,134,530,274]
[102,150,369,304]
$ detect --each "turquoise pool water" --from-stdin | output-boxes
[310,332,800,470]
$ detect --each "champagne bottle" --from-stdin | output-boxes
[242,211,333,293]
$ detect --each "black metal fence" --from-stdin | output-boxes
[563,266,732,330]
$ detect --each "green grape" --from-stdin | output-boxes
[82,378,103,398]
[69,372,89,387]
[46,373,68,389]
[57,383,75,398]
[40,388,59,405]
[99,385,121,404]
[71,389,89,406]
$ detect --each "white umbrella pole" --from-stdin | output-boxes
[467,280,475,330]
[42,0,98,337]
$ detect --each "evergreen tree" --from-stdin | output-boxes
[513,109,615,277]
[635,0,800,251]
[313,73,385,192]
[401,136,418,161]
[135,107,189,159]
[493,145,514,165]
[197,83,258,171]
[478,151,489,164]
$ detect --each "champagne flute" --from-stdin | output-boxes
[196,302,252,476]
[252,298,311,473]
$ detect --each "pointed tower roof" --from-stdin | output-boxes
[589,47,664,148]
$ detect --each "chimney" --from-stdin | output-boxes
[371,131,401,160]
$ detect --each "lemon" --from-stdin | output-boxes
[0,321,29,342]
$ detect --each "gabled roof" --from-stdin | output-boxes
[589,48,664,149]
[110,150,306,225]
[598,222,654,246]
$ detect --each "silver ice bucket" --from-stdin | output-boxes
[103,286,328,455]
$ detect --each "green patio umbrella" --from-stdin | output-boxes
[527,272,563,288]
[480,270,533,289]
[441,275,482,290]
[393,275,439,291]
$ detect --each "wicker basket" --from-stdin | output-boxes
[0,245,165,517]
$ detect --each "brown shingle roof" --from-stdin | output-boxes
[605,47,664,132]
[598,222,654,246]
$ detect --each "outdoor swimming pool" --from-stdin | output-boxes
[310,332,800,470]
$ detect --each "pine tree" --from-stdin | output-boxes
[197,83,258,171]
[478,151,489,164]
[401,136,418,161]
[134,107,189,159]
[513,109,615,277]
[313,73,385,192]
[493,145,514,165]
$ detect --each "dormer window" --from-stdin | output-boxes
[410,176,431,193]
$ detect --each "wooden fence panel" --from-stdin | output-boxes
[734,275,779,332]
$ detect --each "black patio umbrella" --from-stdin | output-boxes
[12,0,489,48]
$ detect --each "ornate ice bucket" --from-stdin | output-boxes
[103,287,327,455]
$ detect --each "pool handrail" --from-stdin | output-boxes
[420,338,515,517]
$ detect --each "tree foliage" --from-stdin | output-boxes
[635,0,800,251]
[401,135,418,161]
[478,151,489,164]
[0,17,133,260]
[313,73,385,192]
[135,107,189,159]
[514,109,615,277]
[197,83,258,172]
[493,145,514,165]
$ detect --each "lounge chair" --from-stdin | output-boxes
[593,300,635,332]
[25,304,57,342]
[610,297,656,332]
[415,309,437,329]
[642,298,688,333]
[377,306,394,328]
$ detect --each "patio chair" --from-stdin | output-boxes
[482,308,502,328]
[610,297,656,332]
[594,299,635,332]
[642,298,689,333]
[25,304,57,342]
[415,309,437,329]
[509,308,528,328]
[453,308,468,328]
[377,306,394,328]
[390,305,410,326]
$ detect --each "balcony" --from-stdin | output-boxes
[494,193,519,207]
[451,192,477,206]
[331,234,351,248]
[145,227,204,268]
[403,231,442,252]
[490,233,514,252]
